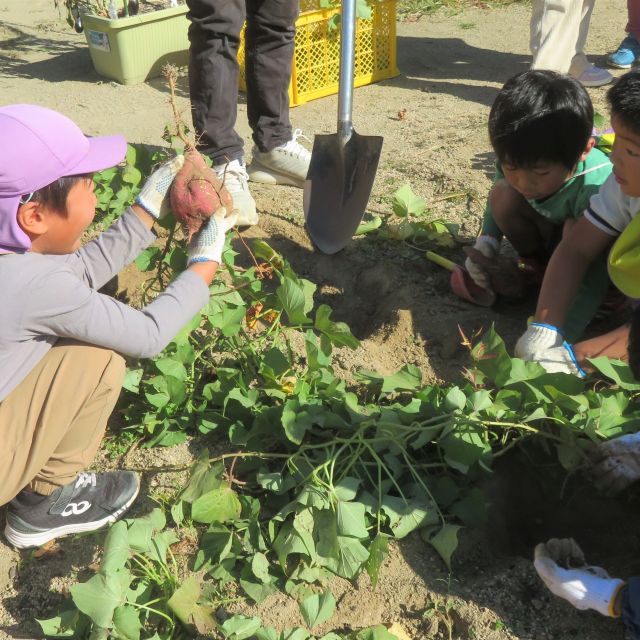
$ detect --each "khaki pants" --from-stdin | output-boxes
[0,341,125,505]
[530,0,596,76]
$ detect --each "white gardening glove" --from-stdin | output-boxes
[534,538,624,617]
[534,342,586,377]
[590,432,640,494]
[464,235,500,289]
[134,155,185,220]
[514,322,564,359]
[187,206,239,266]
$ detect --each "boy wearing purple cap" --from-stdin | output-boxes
[0,104,237,549]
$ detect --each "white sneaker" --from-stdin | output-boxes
[214,158,258,227]
[571,64,614,88]
[247,129,312,188]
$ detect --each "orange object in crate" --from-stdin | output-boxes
[237,0,399,107]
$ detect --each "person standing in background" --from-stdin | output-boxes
[608,0,640,68]
[185,0,312,228]
[530,0,613,87]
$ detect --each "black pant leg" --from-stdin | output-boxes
[245,0,299,152]
[186,0,245,164]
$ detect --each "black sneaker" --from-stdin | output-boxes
[4,471,140,549]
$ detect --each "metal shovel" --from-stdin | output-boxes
[303,0,383,254]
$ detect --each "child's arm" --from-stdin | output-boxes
[515,217,614,359]
[535,216,613,326]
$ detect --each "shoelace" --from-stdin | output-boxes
[75,471,97,489]
[218,160,250,192]
[278,129,312,160]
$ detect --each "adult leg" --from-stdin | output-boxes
[629,0,640,40]
[244,0,299,153]
[621,577,640,639]
[0,341,125,504]
[186,0,246,164]
[530,0,583,74]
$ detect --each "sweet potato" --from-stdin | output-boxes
[170,150,233,240]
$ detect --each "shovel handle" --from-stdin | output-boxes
[337,0,356,140]
[425,250,457,272]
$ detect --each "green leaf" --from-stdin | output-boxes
[356,214,383,235]
[251,552,271,583]
[134,246,161,271]
[588,357,640,390]
[381,364,422,394]
[333,477,360,502]
[180,456,224,503]
[167,576,217,634]
[221,615,263,639]
[122,368,143,393]
[365,534,389,588]
[315,305,359,349]
[155,357,188,381]
[429,524,462,570]
[70,570,129,629]
[336,501,369,538]
[192,486,242,524]
[37,606,84,637]
[277,275,314,325]
[299,590,336,629]
[444,386,466,412]
[392,184,426,217]
[101,520,131,574]
[113,605,142,640]
[382,496,439,538]
[354,625,400,640]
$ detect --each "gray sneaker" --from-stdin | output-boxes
[215,158,258,227]
[247,129,312,188]
[4,471,139,549]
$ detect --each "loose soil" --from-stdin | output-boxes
[0,1,637,638]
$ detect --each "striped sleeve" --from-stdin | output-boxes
[584,174,635,236]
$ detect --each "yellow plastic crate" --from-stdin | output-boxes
[238,0,398,107]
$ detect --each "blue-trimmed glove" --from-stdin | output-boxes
[135,155,185,220]
[187,207,239,266]
[534,342,587,377]
[515,322,564,359]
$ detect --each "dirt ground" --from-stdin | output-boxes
[1,0,638,638]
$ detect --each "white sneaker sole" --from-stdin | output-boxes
[4,483,140,549]
[247,164,305,189]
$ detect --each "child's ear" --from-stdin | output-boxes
[16,202,49,238]
[578,137,596,162]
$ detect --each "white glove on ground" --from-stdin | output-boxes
[534,538,624,617]
[590,432,640,494]
[187,206,238,266]
[464,235,500,289]
[135,155,185,220]
[515,322,564,359]
[534,342,586,377]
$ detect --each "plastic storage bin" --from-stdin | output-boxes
[82,5,190,85]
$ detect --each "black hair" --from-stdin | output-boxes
[629,305,640,380]
[27,174,93,216]
[608,70,640,137]
[489,70,594,170]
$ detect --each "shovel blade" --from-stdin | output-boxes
[304,129,383,254]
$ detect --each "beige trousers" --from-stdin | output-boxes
[530,0,596,76]
[0,341,125,505]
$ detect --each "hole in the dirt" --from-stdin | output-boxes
[484,442,640,575]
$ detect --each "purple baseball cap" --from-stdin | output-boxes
[0,104,127,254]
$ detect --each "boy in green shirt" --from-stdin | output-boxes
[466,70,612,342]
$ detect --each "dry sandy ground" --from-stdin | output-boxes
[1,0,637,638]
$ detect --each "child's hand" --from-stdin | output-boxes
[515,322,564,359]
[187,207,239,266]
[532,342,586,377]
[464,235,499,290]
[534,538,624,617]
[590,432,640,494]
[135,155,185,220]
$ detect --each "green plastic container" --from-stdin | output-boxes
[82,5,190,85]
